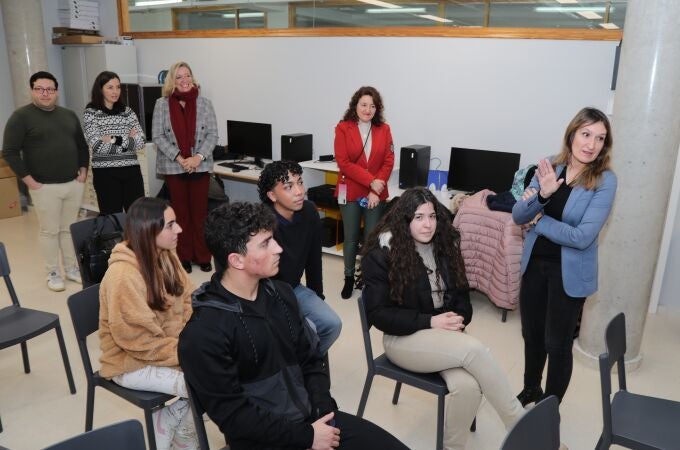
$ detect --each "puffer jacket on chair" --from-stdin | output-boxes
[452,189,524,310]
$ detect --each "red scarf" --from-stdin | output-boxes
[169,87,198,158]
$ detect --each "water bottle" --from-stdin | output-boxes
[358,197,369,208]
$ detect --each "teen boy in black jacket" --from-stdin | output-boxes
[178,202,408,450]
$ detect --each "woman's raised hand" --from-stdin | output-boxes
[536,158,563,198]
[431,312,465,331]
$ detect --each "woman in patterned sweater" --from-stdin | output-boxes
[83,71,145,214]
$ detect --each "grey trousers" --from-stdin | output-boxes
[383,328,525,450]
[339,201,386,277]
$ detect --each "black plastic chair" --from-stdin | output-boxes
[69,213,125,288]
[356,296,475,450]
[596,312,680,449]
[500,395,560,450]
[42,419,145,450]
[67,284,175,450]
[0,242,76,402]
[186,381,229,450]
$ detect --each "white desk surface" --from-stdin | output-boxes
[299,160,339,173]
[213,160,264,182]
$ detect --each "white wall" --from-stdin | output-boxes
[0,6,15,144]
[134,37,617,168]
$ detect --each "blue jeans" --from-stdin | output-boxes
[294,284,342,355]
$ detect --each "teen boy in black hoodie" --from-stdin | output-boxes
[178,202,408,450]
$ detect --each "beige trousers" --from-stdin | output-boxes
[30,180,84,274]
[383,328,525,450]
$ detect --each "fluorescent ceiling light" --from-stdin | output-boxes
[366,7,426,13]
[418,14,452,23]
[135,0,182,6]
[556,0,579,3]
[535,6,606,13]
[599,22,619,29]
[222,12,264,18]
[356,0,401,9]
[578,10,603,19]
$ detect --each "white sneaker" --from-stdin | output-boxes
[65,267,82,284]
[47,271,65,292]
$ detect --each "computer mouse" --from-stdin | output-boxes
[232,168,241,173]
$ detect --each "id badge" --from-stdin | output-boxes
[337,181,347,205]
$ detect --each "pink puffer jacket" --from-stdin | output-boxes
[452,190,524,310]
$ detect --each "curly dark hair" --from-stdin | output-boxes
[257,160,303,204]
[204,202,277,269]
[362,188,468,305]
[341,86,385,126]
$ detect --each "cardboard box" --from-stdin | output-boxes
[0,176,21,219]
[0,155,15,178]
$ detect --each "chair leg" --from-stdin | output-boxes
[0,413,3,433]
[54,325,77,394]
[595,433,608,450]
[391,382,402,405]
[501,309,508,322]
[436,394,445,450]
[85,384,95,431]
[20,341,30,373]
[357,374,374,417]
[144,408,158,450]
[470,417,476,432]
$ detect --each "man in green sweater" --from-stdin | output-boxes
[2,71,89,291]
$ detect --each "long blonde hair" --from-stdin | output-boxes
[161,61,200,97]
[553,107,613,190]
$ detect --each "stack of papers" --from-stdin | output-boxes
[58,0,100,31]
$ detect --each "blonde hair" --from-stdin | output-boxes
[553,107,613,190]
[162,61,200,97]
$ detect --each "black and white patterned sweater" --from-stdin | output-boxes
[83,106,145,169]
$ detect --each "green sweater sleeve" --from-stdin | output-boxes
[2,110,29,179]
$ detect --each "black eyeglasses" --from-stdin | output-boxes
[32,87,57,95]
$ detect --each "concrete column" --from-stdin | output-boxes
[575,0,680,367]
[1,0,48,107]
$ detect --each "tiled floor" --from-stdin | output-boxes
[1,208,679,449]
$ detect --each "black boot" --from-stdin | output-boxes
[517,386,544,406]
[341,276,354,299]
[181,260,192,274]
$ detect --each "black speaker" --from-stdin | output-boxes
[281,133,313,162]
[399,145,431,189]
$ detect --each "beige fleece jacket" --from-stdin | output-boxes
[98,242,194,379]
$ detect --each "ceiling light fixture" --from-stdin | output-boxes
[366,7,426,13]
[535,6,607,13]
[135,0,183,6]
[555,0,579,4]
[578,10,603,19]
[222,12,265,18]
[599,22,620,29]
[356,0,401,9]
[418,14,452,23]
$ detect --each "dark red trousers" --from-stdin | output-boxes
[165,172,211,264]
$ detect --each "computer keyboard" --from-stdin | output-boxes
[218,162,250,171]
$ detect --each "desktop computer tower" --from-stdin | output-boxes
[281,133,313,162]
[399,145,431,189]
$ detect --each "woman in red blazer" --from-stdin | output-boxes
[334,86,395,299]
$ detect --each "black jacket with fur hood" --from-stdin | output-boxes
[178,275,332,450]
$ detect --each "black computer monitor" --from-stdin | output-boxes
[447,147,521,193]
[226,120,273,168]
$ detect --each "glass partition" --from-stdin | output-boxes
[123,0,626,36]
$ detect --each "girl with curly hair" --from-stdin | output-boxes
[361,188,524,450]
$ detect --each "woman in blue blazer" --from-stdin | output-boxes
[512,107,617,405]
